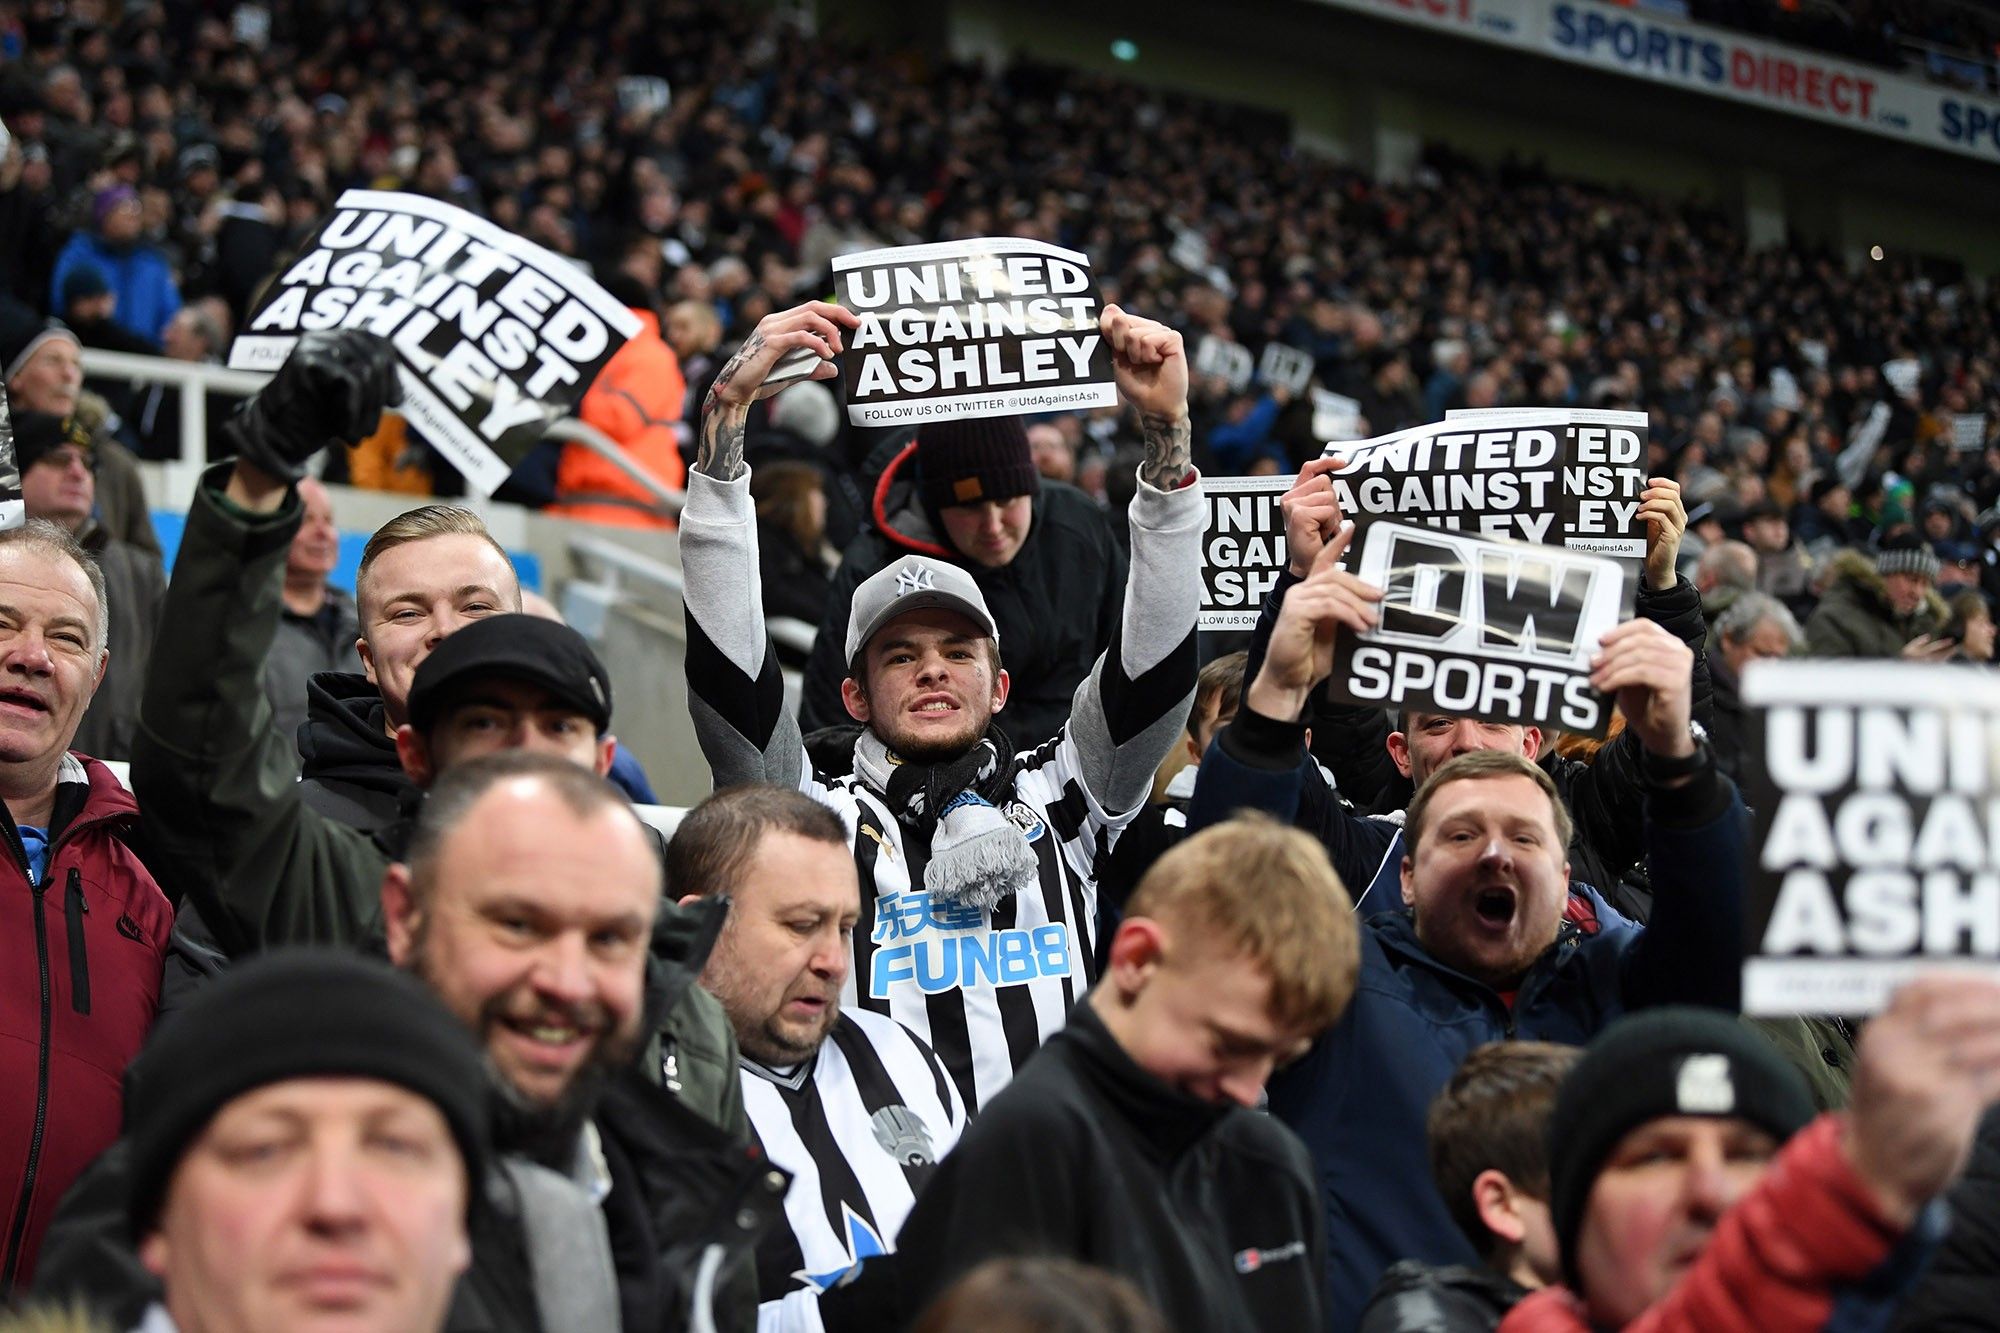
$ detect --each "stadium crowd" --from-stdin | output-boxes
[0,1,1997,1332]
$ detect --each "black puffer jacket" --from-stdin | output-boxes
[798,441,1127,752]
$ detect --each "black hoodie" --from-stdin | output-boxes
[891,999,1326,1332]
[296,670,411,833]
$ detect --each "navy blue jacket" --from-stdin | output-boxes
[1189,708,1746,1331]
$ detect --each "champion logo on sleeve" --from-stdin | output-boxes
[1232,1239,1307,1274]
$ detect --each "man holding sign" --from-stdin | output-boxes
[680,297,1203,1116]
[1187,519,1746,1330]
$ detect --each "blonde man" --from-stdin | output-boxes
[890,816,1359,1332]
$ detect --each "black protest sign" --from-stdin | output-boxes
[0,386,20,532]
[1741,662,2000,1017]
[832,238,1116,427]
[1326,410,1649,558]
[230,190,639,495]
[1325,521,1632,737]
[1200,476,1290,628]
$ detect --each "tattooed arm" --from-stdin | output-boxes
[693,303,857,480]
[1100,303,1194,489]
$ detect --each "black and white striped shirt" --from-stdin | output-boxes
[681,468,1204,1112]
[744,1009,966,1303]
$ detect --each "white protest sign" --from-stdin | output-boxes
[1953,413,1988,452]
[1325,521,1632,737]
[1258,342,1314,394]
[1195,336,1254,394]
[1311,388,1362,442]
[230,190,640,495]
[1741,661,2000,1016]
[831,238,1116,428]
[1335,408,1649,557]
[1882,357,1922,400]
[1201,475,1290,629]
[0,386,21,532]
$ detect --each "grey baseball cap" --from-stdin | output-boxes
[845,558,1000,665]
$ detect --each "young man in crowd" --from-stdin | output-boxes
[669,785,964,1327]
[891,816,1358,1331]
[0,521,174,1293]
[123,950,487,1333]
[1503,981,2000,1331]
[797,413,1127,751]
[1187,525,1746,1329]
[11,409,165,760]
[1255,458,1705,907]
[1360,1042,1578,1332]
[680,299,1205,1111]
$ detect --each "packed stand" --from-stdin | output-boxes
[0,3,1999,1333]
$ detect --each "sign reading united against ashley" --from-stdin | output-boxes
[230,190,640,495]
[1197,409,1648,629]
[831,238,1117,427]
[1741,662,2000,1017]
[1324,520,1632,738]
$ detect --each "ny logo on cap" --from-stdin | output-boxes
[895,563,938,596]
[1674,1054,1736,1115]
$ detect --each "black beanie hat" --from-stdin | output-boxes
[1547,1008,1815,1288]
[125,949,491,1238]
[915,417,1037,514]
[10,409,94,473]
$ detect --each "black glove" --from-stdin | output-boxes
[223,329,403,483]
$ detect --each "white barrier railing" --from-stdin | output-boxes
[78,346,686,516]
[564,529,819,658]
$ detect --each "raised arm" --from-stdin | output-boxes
[1055,307,1204,827]
[679,303,859,792]
[131,332,402,955]
[1591,618,1746,1010]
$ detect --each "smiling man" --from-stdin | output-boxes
[890,816,1357,1332]
[1184,526,1749,1331]
[0,521,173,1292]
[11,409,165,761]
[669,785,964,1326]
[682,299,1205,1113]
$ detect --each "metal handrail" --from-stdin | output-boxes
[566,530,819,655]
[78,346,686,515]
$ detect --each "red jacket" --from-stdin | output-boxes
[1501,1115,1914,1333]
[0,756,172,1291]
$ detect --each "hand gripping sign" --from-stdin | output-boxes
[1741,660,2000,1017]
[230,190,641,495]
[1196,408,1648,630]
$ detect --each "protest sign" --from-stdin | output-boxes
[1195,335,1255,394]
[1331,408,1649,557]
[1953,413,1988,452]
[1741,661,2000,1016]
[1323,520,1631,737]
[1311,388,1362,442]
[831,238,1116,428]
[230,190,640,495]
[1257,342,1315,394]
[1194,407,1647,629]
[1201,475,1291,628]
[0,387,21,532]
